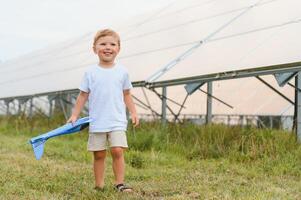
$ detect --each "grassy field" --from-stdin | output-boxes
[0,114,301,199]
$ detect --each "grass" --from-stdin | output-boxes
[0,114,301,199]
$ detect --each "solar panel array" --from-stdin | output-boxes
[0,0,299,115]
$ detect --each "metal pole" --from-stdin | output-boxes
[66,93,72,117]
[206,82,212,124]
[49,97,53,117]
[296,72,301,142]
[5,100,10,116]
[240,115,244,127]
[60,98,68,120]
[161,86,167,124]
[29,98,33,118]
[141,87,156,119]
[18,100,22,115]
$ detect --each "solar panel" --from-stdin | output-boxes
[0,0,299,118]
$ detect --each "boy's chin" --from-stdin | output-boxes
[99,57,114,62]
[100,59,115,64]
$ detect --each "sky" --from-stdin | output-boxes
[0,0,173,62]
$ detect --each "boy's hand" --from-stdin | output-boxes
[67,115,78,125]
[131,114,139,127]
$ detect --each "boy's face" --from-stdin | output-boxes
[93,35,120,64]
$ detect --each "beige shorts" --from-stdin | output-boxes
[87,131,128,151]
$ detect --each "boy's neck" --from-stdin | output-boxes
[98,61,115,68]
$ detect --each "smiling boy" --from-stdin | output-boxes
[67,29,139,192]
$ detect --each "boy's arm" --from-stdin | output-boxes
[123,89,139,127]
[67,91,89,123]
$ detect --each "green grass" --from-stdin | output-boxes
[0,114,301,199]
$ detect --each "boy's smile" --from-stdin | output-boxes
[93,35,120,67]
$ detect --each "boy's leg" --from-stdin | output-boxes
[108,131,132,191]
[93,150,106,188]
[110,147,125,185]
[87,132,108,188]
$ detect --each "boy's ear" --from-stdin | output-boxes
[92,46,97,54]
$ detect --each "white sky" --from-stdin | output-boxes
[0,0,173,62]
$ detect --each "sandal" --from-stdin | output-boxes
[114,183,133,192]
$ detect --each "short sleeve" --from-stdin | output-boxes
[123,72,133,90]
[79,72,90,92]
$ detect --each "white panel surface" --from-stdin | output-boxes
[0,0,299,116]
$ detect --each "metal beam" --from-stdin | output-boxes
[132,95,161,117]
[185,82,233,109]
[256,76,294,105]
[150,88,186,108]
[206,82,213,124]
[147,62,301,88]
[161,86,167,124]
[29,98,33,118]
[287,82,301,92]
[174,94,189,122]
[0,81,145,101]
[198,88,233,109]
[295,72,301,142]
[141,87,156,119]
[151,88,179,120]
[4,99,12,115]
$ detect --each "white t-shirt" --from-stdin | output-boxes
[79,63,133,132]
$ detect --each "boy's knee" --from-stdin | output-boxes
[94,151,106,161]
[111,147,124,158]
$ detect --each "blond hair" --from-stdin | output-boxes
[93,29,120,47]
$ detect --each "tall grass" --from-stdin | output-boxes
[1,114,300,176]
[127,120,301,176]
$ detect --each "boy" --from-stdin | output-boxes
[67,29,139,192]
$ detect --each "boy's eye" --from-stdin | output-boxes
[110,43,116,46]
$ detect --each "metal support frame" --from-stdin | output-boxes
[174,94,189,122]
[256,76,294,105]
[59,97,68,120]
[141,87,156,119]
[17,98,30,115]
[147,62,301,89]
[295,72,301,141]
[185,82,206,95]
[206,82,213,124]
[29,98,33,118]
[150,88,182,121]
[48,95,57,117]
[18,100,21,114]
[0,101,6,113]
[4,99,12,115]
[49,98,53,117]
[11,101,19,115]
[274,72,297,87]
[150,88,186,108]
[132,95,161,117]
[287,82,301,92]
[66,93,72,117]
[161,86,167,124]
[198,88,233,109]
[185,82,233,108]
